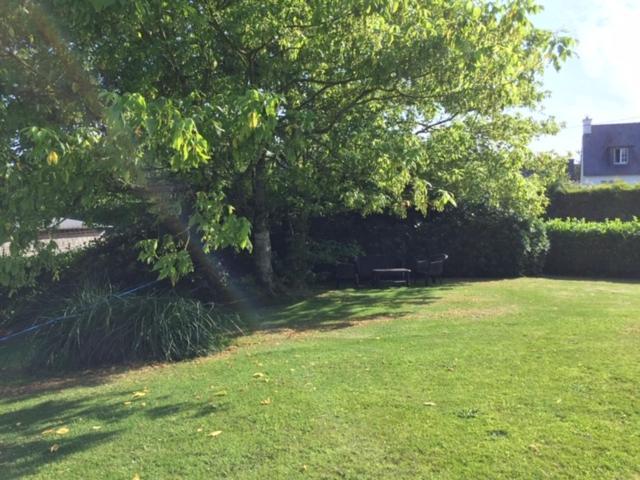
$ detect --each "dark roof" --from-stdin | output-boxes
[582,122,640,176]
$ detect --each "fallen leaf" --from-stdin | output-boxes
[92,426,102,430]
[197,428,203,433]
[423,402,437,407]
[50,444,60,453]
[208,430,222,437]
[55,427,69,435]
[260,398,272,406]
[213,390,228,397]
[132,391,147,398]
[253,372,265,379]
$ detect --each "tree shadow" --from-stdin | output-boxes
[0,280,467,402]
[540,274,640,285]
[1,430,119,479]
[0,387,233,478]
[252,281,462,333]
[0,367,125,401]
[0,280,472,477]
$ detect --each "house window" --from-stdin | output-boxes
[611,147,630,165]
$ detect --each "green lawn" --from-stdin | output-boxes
[1,278,640,479]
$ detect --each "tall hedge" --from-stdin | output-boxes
[545,218,640,277]
[548,183,640,221]
[307,204,549,278]
[420,204,549,277]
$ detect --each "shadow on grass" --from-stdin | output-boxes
[0,366,123,400]
[253,281,460,333]
[540,274,640,285]
[0,281,463,402]
[0,387,232,479]
[0,281,469,477]
[0,429,120,479]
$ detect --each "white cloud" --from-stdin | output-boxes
[577,0,640,111]
[531,0,640,153]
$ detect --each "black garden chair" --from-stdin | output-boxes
[413,253,448,285]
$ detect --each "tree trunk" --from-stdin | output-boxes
[253,156,276,293]
[159,213,234,304]
[286,211,309,289]
[127,185,235,303]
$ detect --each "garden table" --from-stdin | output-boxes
[372,268,411,287]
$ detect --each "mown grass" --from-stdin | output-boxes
[1,278,639,479]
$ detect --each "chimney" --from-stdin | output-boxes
[583,116,592,135]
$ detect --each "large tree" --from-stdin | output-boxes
[0,0,571,292]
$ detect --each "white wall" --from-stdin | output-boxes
[581,174,640,185]
[0,232,103,256]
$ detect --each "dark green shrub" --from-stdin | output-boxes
[31,286,242,369]
[310,213,414,257]
[0,250,79,328]
[548,183,640,221]
[305,240,363,266]
[545,218,640,277]
[420,204,549,277]
[307,205,548,278]
[1,233,159,334]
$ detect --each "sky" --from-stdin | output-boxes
[530,0,640,157]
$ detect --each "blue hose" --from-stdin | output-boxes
[0,279,161,343]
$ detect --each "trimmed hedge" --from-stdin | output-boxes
[548,183,640,221]
[545,218,640,277]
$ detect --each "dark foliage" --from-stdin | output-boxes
[1,229,248,332]
[420,204,549,277]
[0,232,159,332]
[306,204,548,278]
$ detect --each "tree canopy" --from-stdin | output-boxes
[0,0,572,291]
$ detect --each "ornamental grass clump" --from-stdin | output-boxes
[31,286,242,369]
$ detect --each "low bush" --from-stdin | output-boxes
[548,182,640,221]
[545,218,640,277]
[31,286,242,369]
